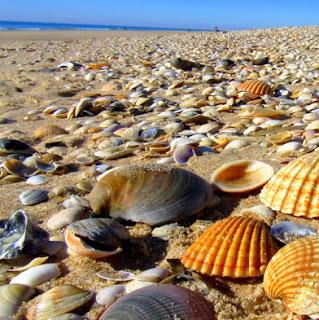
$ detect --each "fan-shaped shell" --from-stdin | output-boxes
[264,237,319,318]
[88,164,216,226]
[99,284,216,320]
[237,80,272,96]
[181,216,277,278]
[211,160,274,193]
[260,152,319,218]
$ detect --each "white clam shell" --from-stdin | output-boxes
[276,141,303,154]
[224,140,248,150]
[96,284,126,306]
[10,263,60,287]
[47,208,87,230]
[135,267,171,282]
[26,175,46,185]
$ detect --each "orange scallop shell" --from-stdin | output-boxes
[181,216,277,278]
[260,152,319,218]
[264,237,319,318]
[237,80,271,96]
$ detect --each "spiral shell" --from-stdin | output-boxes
[264,237,319,318]
[237,80,272,96]
[88,164,216,226]
[260,152,319,218]
[26,285,93,320]
[181,216,277,278]
[98,284,216,320]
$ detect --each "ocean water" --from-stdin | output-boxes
[0,20,210,32]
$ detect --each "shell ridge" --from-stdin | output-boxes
[248,220,261,276]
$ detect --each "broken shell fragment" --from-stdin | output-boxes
[65,218,129,258]
[26,285,93,320]
[264,237,319,318]
[211,160,274,193]
[99,284,216,320]
[88,164,215,226]
[181,216,277,278]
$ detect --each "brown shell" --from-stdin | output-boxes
[260,152,319,218]
[264,237,319,318]
[237,80,272,96]
[34,124,67,140]
[181,216,277,278]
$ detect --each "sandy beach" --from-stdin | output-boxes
[1,27,319,319]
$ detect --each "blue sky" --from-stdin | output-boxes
[1,0,319,30]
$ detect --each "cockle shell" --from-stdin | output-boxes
[99,284,216,320]
[237,80,272,96]
[88,164,216,226]
[260,152,319,217]
[211,160,274,193]
[181,216,278,277]
[65,218,129,258]
[26,285,93,320]
[264,237,319,318]
[0,284,35,317]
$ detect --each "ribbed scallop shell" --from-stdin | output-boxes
[99,284,216,320]
[88,164,216,226]
[264,237,319,318]
[237,80,272,96]
[260,152,319,218]
[181,216,277,278]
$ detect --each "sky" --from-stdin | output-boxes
[1,0,319,30]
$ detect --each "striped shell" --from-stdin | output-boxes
[264,237,319,318]
[99,284,216,320]
[260,152,319,218]
[181,216,277,278]
[237,80,272,96]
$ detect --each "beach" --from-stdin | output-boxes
[0,27,318,319]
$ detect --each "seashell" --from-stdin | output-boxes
[19,189,49,206]
[0,284,35,317]
[48,314,88,320]
[237,80,272,96]
[26,175,46,185]
[306,120,319,130]
[173,145,196,164]
[97,270,135,282]
[196,122,220,134]
[276,141,303,154]
[8,256,49,271]
[96,284,126,307]
[181,216,277,278]
[47,208,88,230]
[62,195,90,209]
[263,237,319,318]
[270,221,318,244]
[240,205,275,225]
[267,131,292,145]
[65,218,129,258]
[0,138,36,155]
[88,164,216,226]
[224,139,248,150]
[34,124,67,140]
[260,152,319,217]
[135,267,171,282]
[99,284,216,320]
[0,210,49,259]
[2,159,36,177]
[43,105,65,115]
[239,106,285,119]
[211,160,274,193]
[26,284,93,320]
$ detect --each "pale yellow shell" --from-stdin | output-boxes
[264,237,319,318]
[260,152,319,218]
[181,216,277,278]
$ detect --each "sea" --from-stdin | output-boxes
[0,20,211,32]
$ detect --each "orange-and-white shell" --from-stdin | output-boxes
[181,216,277,278]
[260,152,319,218]
[237,80,272,96]
[264,237,319,318]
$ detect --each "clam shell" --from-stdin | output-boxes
[0,284,35,317]
[65,218,129,258]
[2,159,36,177]
[96,284,126,306]
[181,216,278,277]
[237,80,272,96]
[211,160,274,193]
[34,124,67,140]
[10,263,61,287]
[0,138,35,155]
[47,208,88,230]
[173,145,196,164]
[260,152,319,217]
[99,284,216,320]
[264,237,319,318]
[88,164,215,226]
[26,284,93,320]
[19,189,48,206]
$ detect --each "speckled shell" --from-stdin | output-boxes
[260,152,319,218]
[211,160,274,193]
[99,284,216,320]
[181,216,277,278]
[88,164,215,226]
[237,80,272,96]
[264,237,319,318]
